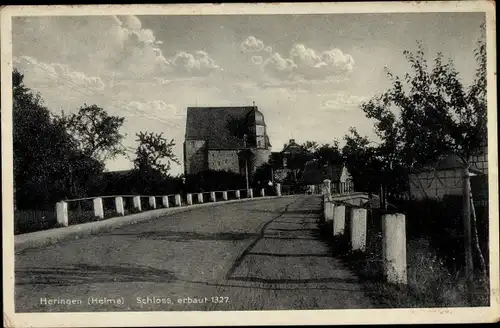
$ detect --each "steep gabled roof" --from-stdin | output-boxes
[185,106,255,150]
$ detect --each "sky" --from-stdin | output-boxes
[12,12,485,176]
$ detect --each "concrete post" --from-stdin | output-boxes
[56,201,68,227]
[149,196,156,209]
[350,208,367,251]
[115,197,125,216]
[248,189,253,198]
[162,196,169,208]
[235,190,241,199]
[276,183,282,197]
[323,179,331,195]
[260,188,265,197]
[186,194,193,205]
[210,192,216,202]
[198,193,204,203]
[133,196,142,211]
[93,197,104,219]
[223,191,228,200]
[333,205,346,236]
[382,213,407,285]
[324,201,334,224]
[174,194,181,207]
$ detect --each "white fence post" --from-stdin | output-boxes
[210,192,216,202]
[149,196,156,209]
[350,208,367,251]
[162,196,169,208]
[133,196,142,211]
[223,191,228,200]
[260,188,265,197]
[56,201,68,227]
[333,205,346,236]
[323,179,331,195]
[93,197,104,219]
[248,189,253,198]
[382,213,407,285]
[198,193,204,203]
[186,194,193,205]
[235,190,241,199]
[276,183,282,197]
[115,197,125,216]
[324,201,334,224]
[175,194,182,207]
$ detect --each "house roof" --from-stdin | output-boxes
[282,139,306,154]
[185,106,256,150]
[411,154,483,175]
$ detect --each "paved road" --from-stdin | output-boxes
[15,195,374,312]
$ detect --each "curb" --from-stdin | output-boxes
[14,195,298,253]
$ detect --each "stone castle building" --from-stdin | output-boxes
[183,105,271,176]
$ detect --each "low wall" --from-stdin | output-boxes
[15,195,290,253]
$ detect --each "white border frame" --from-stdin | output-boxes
[2,2,498,326]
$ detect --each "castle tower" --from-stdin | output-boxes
[251,105,271,172]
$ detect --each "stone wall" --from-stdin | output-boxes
[252,149,271,173]
[208,150,240,174]
[184,140,207,175]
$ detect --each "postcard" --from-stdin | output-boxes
[1,1,498,327]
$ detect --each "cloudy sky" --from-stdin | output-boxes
[12,12,485,175]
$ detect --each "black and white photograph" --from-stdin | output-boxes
[1,2,498,326]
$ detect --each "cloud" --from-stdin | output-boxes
[14,56,105,91]
[241,36,265,52]
[320,94,368,109]
[126,100,183,119]
[259,42,355,82]
[262,52,296,79]
[171,51,221,76]
[264,46,273,52]
[251,55,263,65]
[290,43,355,79]
[13,16,222,83]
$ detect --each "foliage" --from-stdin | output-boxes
[12,68,104,209]
[184,170,246,192]
[251,163,274,187]
[342,128,383,192]
[133,131,180,176]
[60,104,126,162]
[314,141,343,167]
[300,141,319,153]
[98,169,182,196]
[360,26,487,172]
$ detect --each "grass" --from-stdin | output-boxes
[318,220,490,308]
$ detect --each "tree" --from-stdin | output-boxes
[12,68,103,208]
[301,141,319,153]
[342,127,382,192]
[62,104,126,163]
[133,131,180,176]
[361,27,487,172]
[314,141,343,167]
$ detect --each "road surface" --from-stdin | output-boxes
[15,195,374,312]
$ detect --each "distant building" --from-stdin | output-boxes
[270,139,308,183]
[408,152,486,201]
[184,106,271,176]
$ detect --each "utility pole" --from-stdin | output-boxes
[463,163,474,304]
[243,134,249,191]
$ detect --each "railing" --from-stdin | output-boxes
[54,184,283,228]
[322,186,408,285]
